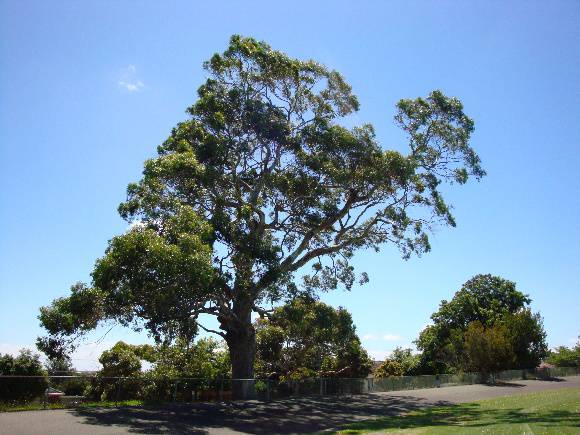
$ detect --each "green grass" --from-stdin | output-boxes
[0,399,146,413]
[335,387,580,434]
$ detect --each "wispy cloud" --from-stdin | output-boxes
[118,64,144,92]
[383,334,402,341]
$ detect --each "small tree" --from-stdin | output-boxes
[463,321,514,381]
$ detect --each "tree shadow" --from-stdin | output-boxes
[72,394,453,434]
[486,381,526,387]
[68,380,580,434]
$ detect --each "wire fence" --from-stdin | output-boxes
[1,366,579,409]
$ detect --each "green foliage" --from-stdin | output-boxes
[501,309,547,369]
[374,359,405,378]
[85,341,155,401]
[148,338,230,379]
[0,350,47,403]
[255,297,372,378]
[390,347,422,375]
[98,342,149,378]
[546,338,580,367]
[462,321,514,379]
[416,274,547,373]
[37,283,104,360]
[38,35,484,381]
[140,338,230,401]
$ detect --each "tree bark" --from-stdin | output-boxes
[227,325,256,378]
[223,306,256,399]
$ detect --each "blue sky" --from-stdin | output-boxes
[1,1,579,369]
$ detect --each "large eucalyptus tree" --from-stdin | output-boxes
[38,36,485,386]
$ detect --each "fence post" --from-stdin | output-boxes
[115,379,120,406]
[43,377,48,409]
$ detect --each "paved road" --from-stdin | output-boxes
[1,376,579,434]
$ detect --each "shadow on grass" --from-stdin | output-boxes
[335,402,580,433]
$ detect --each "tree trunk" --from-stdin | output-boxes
[224,312,256,399]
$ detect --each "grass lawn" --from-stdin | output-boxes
[335,387,580,434]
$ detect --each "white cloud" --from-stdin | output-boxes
[0,343,35,356]
[362,333,404,342]
[118,65,144,92]
[367,349,390,361]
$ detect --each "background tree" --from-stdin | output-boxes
[97,341,155,378]
[45,355,89,396]
[0,349,47,404]
[374,359,405,378]
[416,274,547,373]
[373,347,421,378]
[390,347,421,375]
[142,338,230,401]
[149,337,230,379]
[502,309,547,369]
[255,297,371,378]
[37,35,484,391]
[86,341,155,401]
[45,356,75,375]
[547,338,580,367]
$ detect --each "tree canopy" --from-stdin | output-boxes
[37,35,485,389]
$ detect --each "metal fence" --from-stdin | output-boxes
[1,366,579,409]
